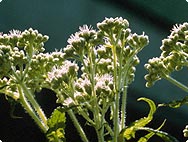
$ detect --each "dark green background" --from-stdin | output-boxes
[1,0,188,141]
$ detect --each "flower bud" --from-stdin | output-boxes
[139,35,149,47]
[145,81,154,88]
[175,65,183,71]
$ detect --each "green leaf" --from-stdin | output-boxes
[138,127,179,142]
[158,96,188,108]
[46,107,66,142]
[138,119,166,142]
[120,97,156,140]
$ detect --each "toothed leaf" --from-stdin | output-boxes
[138,119,166,142]
[46,107,66,142]
[120,97,156,140]
[139,127,179,142]
[158,96,188,108]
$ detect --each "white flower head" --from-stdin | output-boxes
[67,32,81,45]
[95,74,113,92]
[8,29,22,38]
[63,97,75,107]
[47,60,78,82]
[79,25,95,34]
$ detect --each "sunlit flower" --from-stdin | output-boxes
[95,74,113,93]
[78,25,96,38]
[171,24,180,33]
[67,32,82,45]
[79,25,93,33]
[8,29,22,38]
[63,97,75,107]
[47,60,78,83]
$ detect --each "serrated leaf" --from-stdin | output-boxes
[138,119,166,142]
[158,96,188,108]
[139,127,179,142]
[46,107,66,142]
[120,97,156,140]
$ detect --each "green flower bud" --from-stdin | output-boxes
[42,35,49,42]
[128,73,135,84]
[144,74,151,81]
[97,17,129,35]
[97,58,112,73]
[120,29,131,41]
[0,34,9,46]
[0,77,8,89]
[97,45,106,56]
[183,125,188,137]
[64,45,76,59]
[145,81,154,88]
[132,34,139,44]
[139,34,149,47]
[132,56,140,66]
[175,65,183,71]
[36,33,43,41]
[123,46,131,56]
[127,36,137,48]
[162,39,174,47]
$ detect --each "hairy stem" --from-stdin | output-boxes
[17,85,48,133]
[89,46,104,142]
[120,86,128,130]
[12,68,48,132]
[20,82,48,127]
[112,42,119,142]
[67,110,89,142]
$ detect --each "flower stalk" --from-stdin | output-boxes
[0,17,150,141]
[67,110,89,142]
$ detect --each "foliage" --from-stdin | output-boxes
[145,22,188,142]
[121,97,157,140]
[46,107,66,142]
[0,17,188,142]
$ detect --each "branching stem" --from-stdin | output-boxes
[17,85,48,133]
[67,110,89,142]
[165,75,188,93]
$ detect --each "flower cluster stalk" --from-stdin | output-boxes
[165,75,188,93]
[0,18,151,141]
[67,110,89,142]
[11,66,48,132]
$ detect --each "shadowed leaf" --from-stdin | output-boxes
[158,96,188,108]
[119,97,156,140]
[47,107,66,142]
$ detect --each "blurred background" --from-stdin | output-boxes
[1,0,188,141]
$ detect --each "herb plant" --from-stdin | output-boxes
[0,17,186,142]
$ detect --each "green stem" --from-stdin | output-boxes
[109,30,124,142]
[17,85,47,133]
[11,68,48,132]
[165,75,188,93]
[67,110,89,142]
[20,82,48,127]
[97,112,105,142]
[89,46,104,142]
[80,48,104,141]
[120,86,128,130]
[120,49,140,131]
[118,37,127,132]
[77,107,95,126]
[112,42,119,142]
[104,122,114,137]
